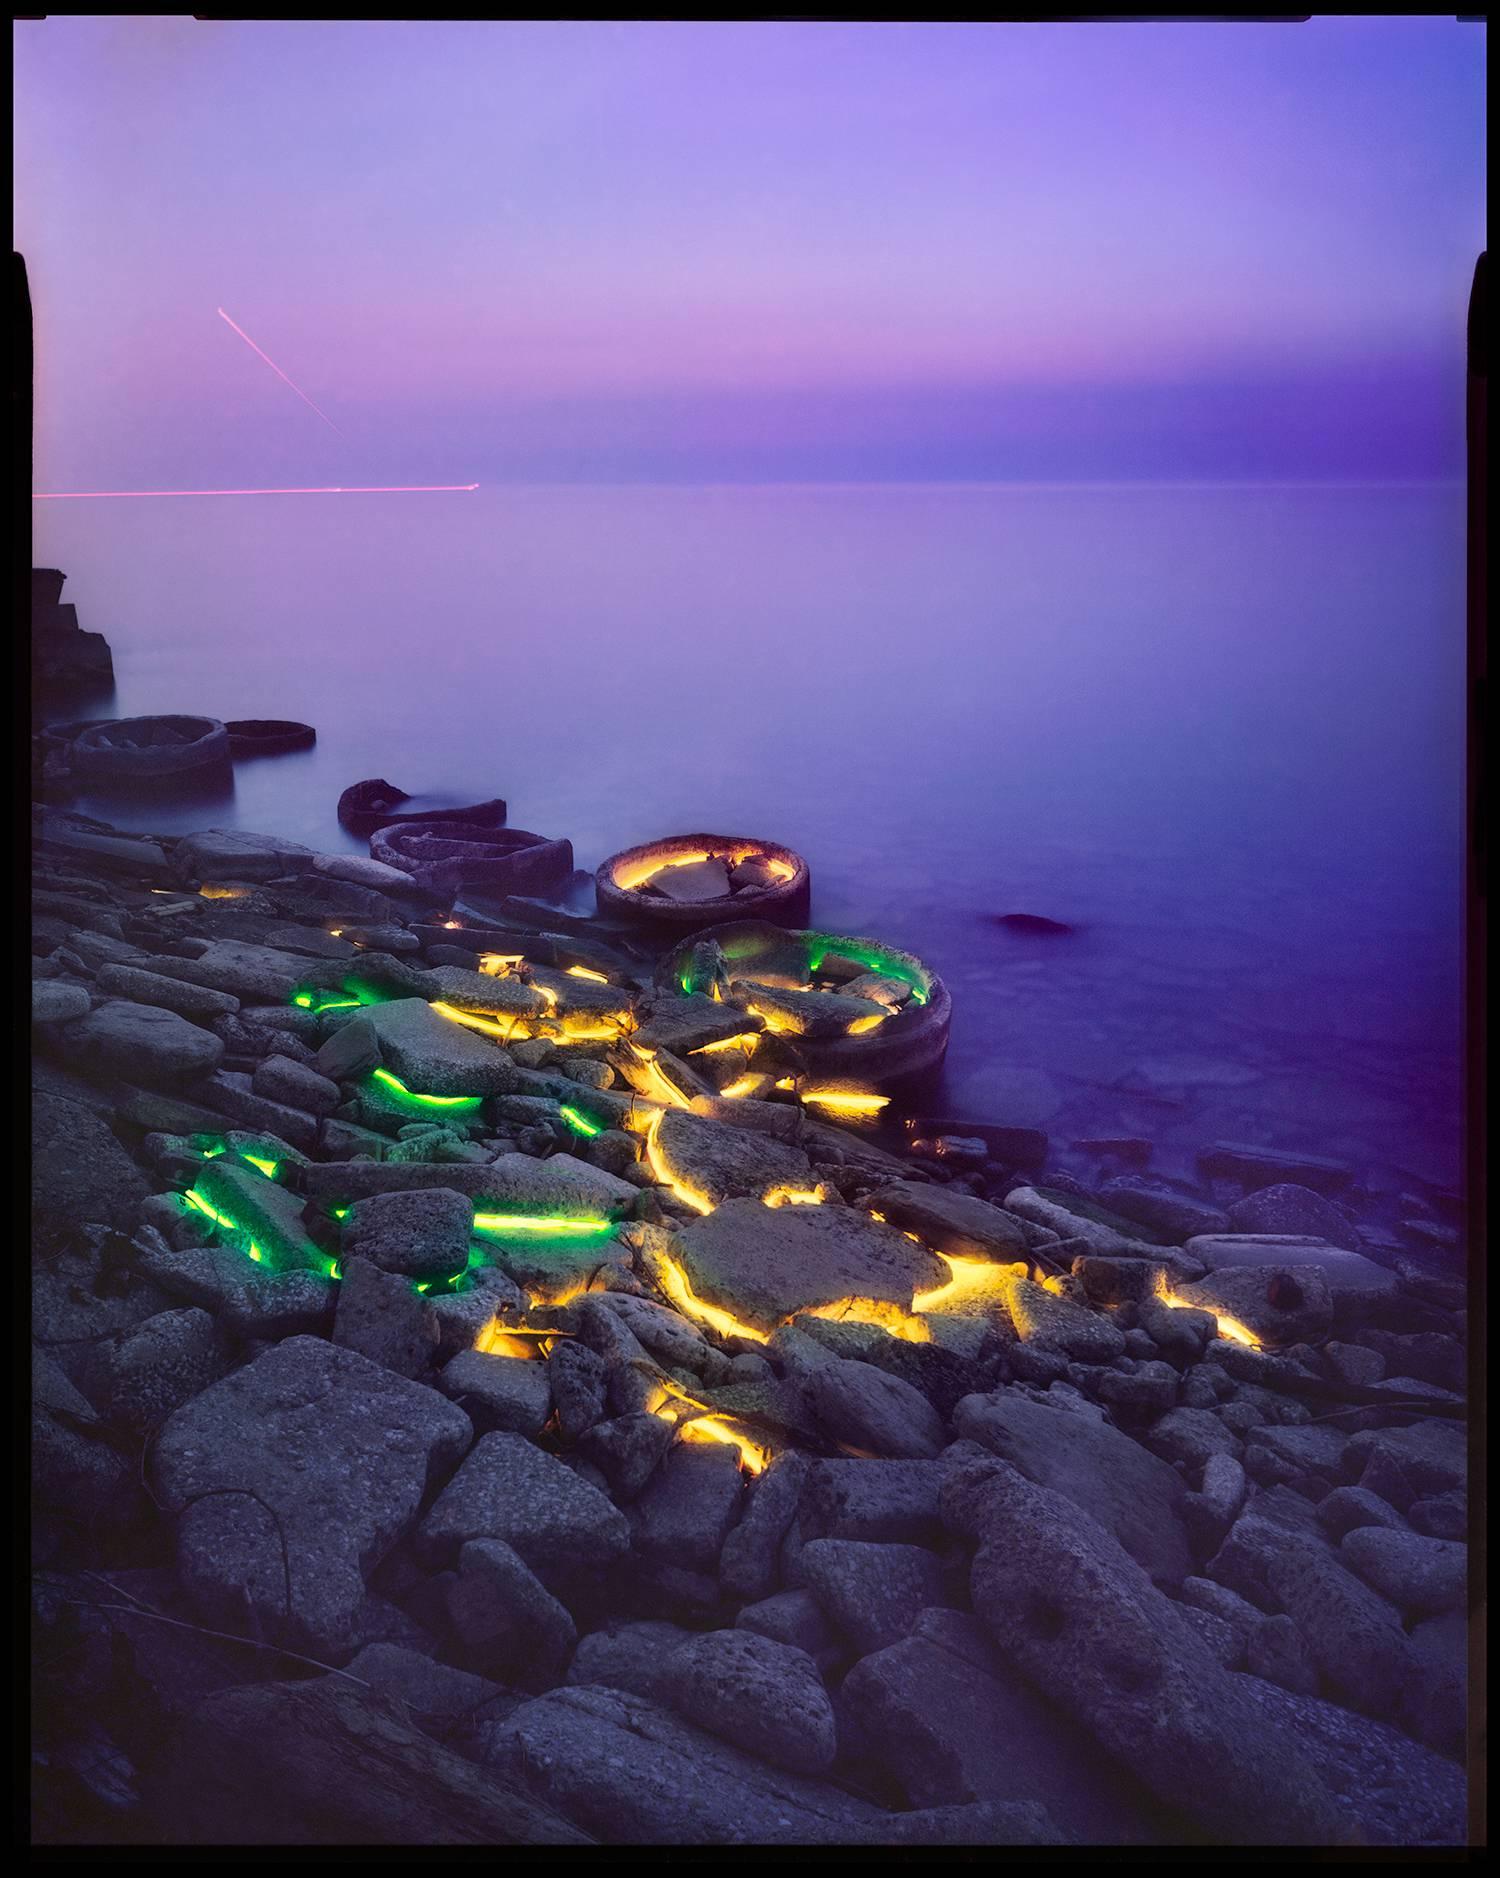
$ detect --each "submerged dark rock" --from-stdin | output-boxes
[992,913,1075,935]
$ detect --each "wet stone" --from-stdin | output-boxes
[439,1349,552,1438]
[417,1430,630,1572]
[659,1627,837,1775]
[1227,1183,1362,1250]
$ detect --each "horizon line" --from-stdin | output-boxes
[32,483,481,500]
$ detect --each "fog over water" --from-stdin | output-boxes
[35,477,1466,1188]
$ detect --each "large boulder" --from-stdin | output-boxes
[648,1109,818,1210]
[477,1682,882,1843]
[955,1456,1346,1844]
[666,1198,947,1336]
[806,1359,947,1458]
[361,997,520,1096]
[416,1431,629,1572]
[1225,1184,1362,1250]
[174,828,315,883]
[861,1182,1030,1262]
[61,999,224,1084]
[151,1337,472,1657]
[657,1628,837,1774]
[952,1391,1193,1587]
[31,1090,150,1232]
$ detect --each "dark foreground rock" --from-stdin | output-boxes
[149,1678,590,1844]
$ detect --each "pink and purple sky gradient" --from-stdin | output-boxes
[14,17,1485,487]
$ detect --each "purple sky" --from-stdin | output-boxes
[14,17,1486,486]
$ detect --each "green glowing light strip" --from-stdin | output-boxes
[558,1104,603,1138]
[473,1212,615,1236]
[370,1067,483,1111]
[242,1155,279,1178]
[806,939,928,1003]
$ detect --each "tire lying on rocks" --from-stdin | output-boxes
[69,714,232,780]
[338,777,509,838]
[657,919,951,1085]
[226,718,316,758]
[596,833,811,930]
[371,821,575,898]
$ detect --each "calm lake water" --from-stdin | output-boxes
[34,481,1467,1192]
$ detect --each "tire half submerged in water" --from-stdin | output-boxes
[338,778,508,838]
[370,821,574,898]
[657,919,951,1085]
[226,719,316,758]
[69,715,232,781]
[596,833,811,930]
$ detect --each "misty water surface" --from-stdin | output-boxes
[34,480,1467,1189]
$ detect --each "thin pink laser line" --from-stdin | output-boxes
[217,306,348,438]
[33,485,480,499]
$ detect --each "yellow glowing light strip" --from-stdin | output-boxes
[431,998,530,1042]
[636,1055,695,1111]
[744,1003,805,1037]
[762,1186,825,1207]
[655,1250,767,1342]
[718,1073,769,1100]
[1157,1278,1261,1348]
[847,1013,889,1035]
[643,1115,715,1213]
[801,1295,932,1343]
[799,1090,890,1115]
[198,884,248,900]
[242,1155,279,1178]
[674,1412,769,1473]
[912,1254,1025,1314]
[565,965,610,983]
[473,1212,616,1235]
[688,1033,763,1056]
[478,954,524,976]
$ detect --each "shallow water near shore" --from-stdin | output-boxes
[34,480,1466,1190]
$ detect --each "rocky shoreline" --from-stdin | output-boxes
[31,808,1470,1846]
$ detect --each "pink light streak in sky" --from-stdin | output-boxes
[32,484,480,499]
[217,306,348,438]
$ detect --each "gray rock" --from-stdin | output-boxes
[1098,1177,1229,1242]
[719,1451,810,1600]
[861,1180,1030,1261]
[32,979,93,1024]
[195,1071,320,1152]
[1244,1421,1350,1486]
[952,1390,1192,1586]
[332,1257,439,1378]
[665,1196,946,1335]
[251,1053,341,1116]
[480,1682,882,1843]
[360,996,521,1096]
[1266,1535,1415,1717]
[1205,1485,1325,1609]
[999,1271,1127,1363]
[342,1641,505,1736]
[175,828,315,883]
[793,1538,945,1655]
[546,1339,609,1442]
[1340,1527,1466,1617]
[32,1091,151,1233]
[734,1590,839,1667]
[1172,1263,1333,1350]
[1227,1183,1362,1250]
[649,1106,823,1209]
[1147,1405,1244,1472]
[1347,1422,1465,1500]
[800,1458,944,1546]
[659,1628,836,1774]
[99,1307,228,1432]
[1398,1611,1465,1758]
[629,1441,746,1571]
[221,1270,338,1340]
[577,1412,675,1502]
[566,1619,696,1700]
[1409,1492,1467,1542]
[1093,1359,1179,1418]
[1235,1673,1466,1844]
[1187,1235,1397,1320]
[446,1538,576,1688]
[1247,1612,1320,1694]
[1177,1575,1263,1638]
[1361,1329,1465,1393]
[314,1014,383,1082]
[342,1187,473,1280]
[438,1349,552,1438]
[1316,1485,1406,1541]
[62,998,224,1083]
[417,1431,629,1572]
[1323,1340,1387,1386]
[960,1458,1346,1844]
[1002,1187,1160,1258]
[95,963,242,1022]
[1181,1604,1245,1667]
[842,1799,1066,1845]
[1196,1143,1352,1195]
[807,1358,946,1459]
[839,1606,1171,1840]
[151,1336,472,1656]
